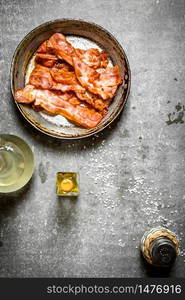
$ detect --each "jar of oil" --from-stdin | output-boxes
[0,135,34,193]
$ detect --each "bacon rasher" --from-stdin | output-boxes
[14,85,103,128]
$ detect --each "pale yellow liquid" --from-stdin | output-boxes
[0,141,25,186]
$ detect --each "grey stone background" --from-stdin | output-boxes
[0,0,185,277]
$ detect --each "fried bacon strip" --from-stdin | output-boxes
[92,65,122,99]
[14,85,103,128]
[29,65,54,89]
[72,56,122,99]
[53,61,74,71]
[46,33,75,66]
[49,67,110,113]
[36,34,122,100]
[29,64,84,93]
[50,67,108,111]
[14,84,37,103]
[75,48,109,69]
[35,53,58,68]
[50,67,84,91]
[75,90,110,114]
[29,64,109,113]
[36,35,75,65]
[37,34,109,69]
[37,40,48,53]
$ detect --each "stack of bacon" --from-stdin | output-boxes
[15,33,122,128]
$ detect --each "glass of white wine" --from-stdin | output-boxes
[0,134,34,193]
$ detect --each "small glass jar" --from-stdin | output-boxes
[141,227,179,267]
[56,172,79,196]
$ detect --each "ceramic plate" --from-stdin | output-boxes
[11,19,131,139]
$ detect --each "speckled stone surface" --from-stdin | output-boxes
[0,0,185,278]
